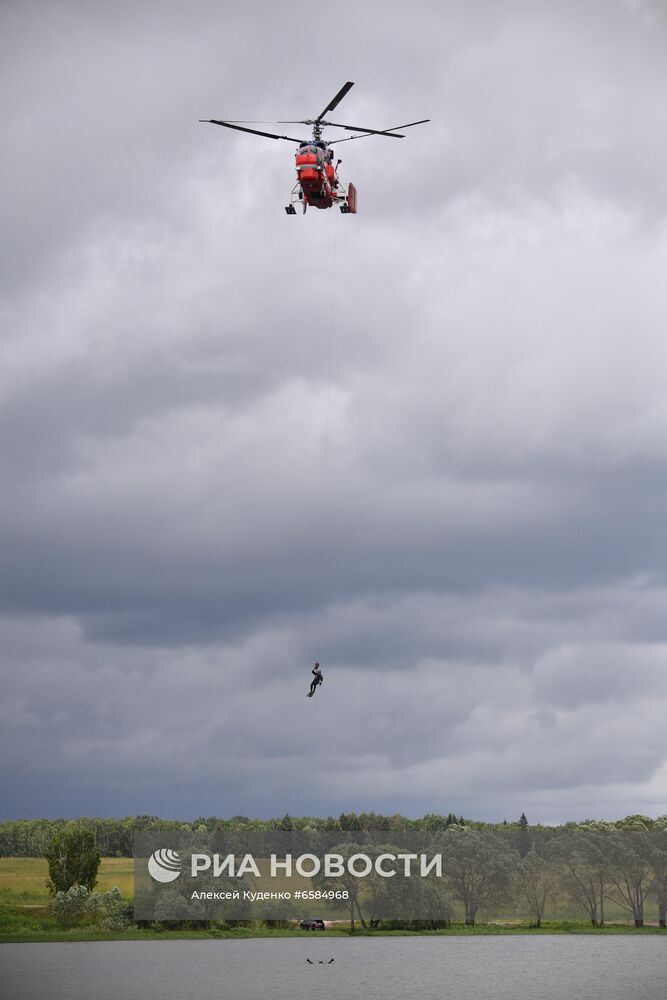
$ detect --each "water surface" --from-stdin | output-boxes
[1,935,666,1000]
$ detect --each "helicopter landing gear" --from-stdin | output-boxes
[285,205,297,215]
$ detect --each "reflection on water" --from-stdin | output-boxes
[1,935,666,1000]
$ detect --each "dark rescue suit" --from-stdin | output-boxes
[308,664,323,697]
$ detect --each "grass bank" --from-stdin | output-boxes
[1,858,664,943]
[2,921,665,944]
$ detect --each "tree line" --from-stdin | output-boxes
[0,812,467,858]
[29,813,667,929]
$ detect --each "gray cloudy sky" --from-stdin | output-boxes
[2,0,667,824]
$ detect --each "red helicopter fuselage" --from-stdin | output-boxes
[290,141,357,214]
[296,142,336,208]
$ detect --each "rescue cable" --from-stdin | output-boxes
[308,213,339,700]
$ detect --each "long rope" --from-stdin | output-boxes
[322,211,339,491]
[313,211,339,671]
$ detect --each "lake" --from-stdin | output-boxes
[1,936,666,1000]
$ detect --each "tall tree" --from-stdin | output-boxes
[311,841,370,929]
[649,820,667,929]
[607,822,654,928]
[515,849,553,927]
[547,825,611,926]
[45,826,101,895]
[443,827,517,925]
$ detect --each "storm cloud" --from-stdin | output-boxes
[2,0,667,823]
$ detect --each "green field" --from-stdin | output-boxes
[0,857,135,942]
[0,858,664,943]
[0,857,134,901]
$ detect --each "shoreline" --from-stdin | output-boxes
[2,922,665,944]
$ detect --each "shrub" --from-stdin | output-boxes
[87,887,133,931]
[52,884,90,926]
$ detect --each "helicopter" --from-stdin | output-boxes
[199,82,429,215]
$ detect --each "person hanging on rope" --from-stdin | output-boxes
[307,662,324,698]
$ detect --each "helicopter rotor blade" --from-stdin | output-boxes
[214,119,301,124]
[326,119,430,143]
[315,81,354,122]
[323,121,405,137]
[328,130,401,145]
[382,118,431,131]
[200,120,304,142]
[333,118,430,135]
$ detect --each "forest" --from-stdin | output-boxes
[1,812,666,929]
